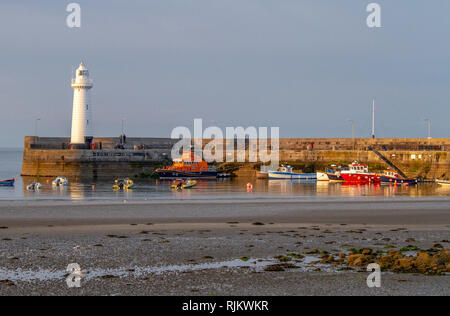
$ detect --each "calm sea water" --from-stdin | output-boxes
[1,149,450,201]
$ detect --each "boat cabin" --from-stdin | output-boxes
[168,152,209,172]
[383,170,399,178]
[277,165,294,173]
[348,162,369,174]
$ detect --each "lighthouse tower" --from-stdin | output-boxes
[70,62,94,146]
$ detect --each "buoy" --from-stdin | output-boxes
[91,185,95,190]
[247,183,253,190]
[46,179,50,184]
[76,178,79,182]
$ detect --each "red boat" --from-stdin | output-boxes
[340,162,381,184]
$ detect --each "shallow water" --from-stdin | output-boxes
[0,256,330,283]
[1,149,450,202]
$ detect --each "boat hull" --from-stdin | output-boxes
[381,176,418,185]
[327,173,344,182]
[268,172,317,180]
[316,172,329,181]
[341,173,381,184]
[0,179,15,187]
[156,170,218,179]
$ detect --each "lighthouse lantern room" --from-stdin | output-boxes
[70,62,94,147]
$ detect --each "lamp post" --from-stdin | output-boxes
[122,118,127,135]
[347,120,355,140]
[35,118,41,138]
[424,119,431,139]
[347,120,355,150]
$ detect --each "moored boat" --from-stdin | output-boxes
[52,176,68,186]
[171,179,197,189]
[326,172,344,183]
[27,182,42,191]
[317,170,344,182]
[155,152,218,179]
[113,178,135,190]
[268,165,316,180]
[436,179,450,186]
[340,162,381,184]
[316,172,329,181]
[380,170,418,185]
[0,178,15,187]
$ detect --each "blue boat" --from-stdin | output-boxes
[268,165,317,180]
[380,171,417,185]
[0,178,15,187]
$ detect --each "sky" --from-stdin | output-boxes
[1,0,449,147]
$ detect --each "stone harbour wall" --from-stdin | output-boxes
[21,137,450,179]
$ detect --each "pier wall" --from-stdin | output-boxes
[21,137,450,179]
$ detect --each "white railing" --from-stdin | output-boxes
[71,78,94,85]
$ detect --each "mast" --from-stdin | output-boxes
[371,99,375,139]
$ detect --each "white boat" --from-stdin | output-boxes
[27,182,42,191]
[316,172,330,181]
[52,176,68,186]
[268,165,317,180]
[436,179,450,186]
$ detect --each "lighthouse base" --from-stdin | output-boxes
[70,137,94,149]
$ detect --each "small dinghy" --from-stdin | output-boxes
[113,178,135,190]
[436,179,450,186]
[27,182,42,191]
[171,179,197,189]
[0,178,15,187]
[52,176,68,187]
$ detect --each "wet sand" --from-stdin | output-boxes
[0,199,449,295]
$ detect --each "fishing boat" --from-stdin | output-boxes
[171,179,197,189]
[155,152,218,179]
[340,162,381,184]
[380,170,418,185]
[0,178,15,187]
[436,179,450,186]
[113,178,135,190]
[268,165,317,180]
[326,172,344,183]
[316,172,330,181]
[52,176,68,187]
[27,182,42,191]
[317,170,344,182]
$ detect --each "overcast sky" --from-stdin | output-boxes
[1,1,449,147]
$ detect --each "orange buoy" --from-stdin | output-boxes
[247,183,253,190]
[75,178,79,182]
[91,185,95,190]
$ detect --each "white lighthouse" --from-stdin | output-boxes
[70,62,94,145]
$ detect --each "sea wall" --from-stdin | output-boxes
[21,137,450,179]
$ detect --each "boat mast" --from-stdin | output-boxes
[371,99,375,139]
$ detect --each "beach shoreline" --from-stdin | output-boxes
[0,199,448,296]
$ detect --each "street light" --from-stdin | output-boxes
[122,118,127,135]
[35,118,41,138]
[347,120,356,150]
[347,120,355,140]
[424,119,431,139]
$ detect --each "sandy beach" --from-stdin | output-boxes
[0,199,448,296]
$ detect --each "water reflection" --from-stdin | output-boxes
[2,177,449,201]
